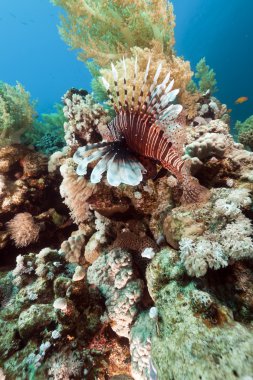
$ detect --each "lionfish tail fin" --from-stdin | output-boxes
[180,160,210,204]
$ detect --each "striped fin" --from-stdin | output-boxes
[100,76,119,112]
[144,62,163,113]
[131,56,138,110]
[76,149,107,176]
[122,57,128,108]
[137,56,151,110]
[73,142,112,164]
[159,104,182,122]
[111,62,122,109]
[146,71,171,113]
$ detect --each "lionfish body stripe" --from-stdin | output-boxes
[74,58,209,204]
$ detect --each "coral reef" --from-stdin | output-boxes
[0,246,131,379]
[1,1,253,379]
[151,279,253,379]
[129,311,156,379]
[0,144,70,255]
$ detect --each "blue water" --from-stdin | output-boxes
[0,0,91,114]
[173,0,253,125]
[0,0,253,126]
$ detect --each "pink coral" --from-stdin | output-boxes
[7,212,40,247]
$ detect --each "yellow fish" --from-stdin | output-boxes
[235,96,248,104]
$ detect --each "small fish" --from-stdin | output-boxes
[227,109,232,113]
[235,96,248,104]
[74,58,208,204]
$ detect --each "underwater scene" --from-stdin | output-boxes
[0,0,253,379]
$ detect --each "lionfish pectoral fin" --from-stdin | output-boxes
[180,159,210,204]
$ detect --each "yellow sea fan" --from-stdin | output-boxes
[51,0,175,66]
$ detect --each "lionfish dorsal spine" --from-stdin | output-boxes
[131,55,138,110]
[137,56,151,110]
[146,71,171,113]
[111,62,123,109]
[122,57,128,108]
[101,76,118,112]
[144,62,163,108]
[157,88,180,118]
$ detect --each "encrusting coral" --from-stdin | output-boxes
[146,248,253,379]
[87,248,144,338]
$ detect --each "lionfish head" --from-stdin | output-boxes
[74,57,183,186]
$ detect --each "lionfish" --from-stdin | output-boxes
[73,57,208,204]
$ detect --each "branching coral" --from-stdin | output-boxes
[51,0,175,66]
[22,103,65,155]
[63,90,110,146]
[7,212,40,248]
[235,115,253,150]
[0,81,36,146]
[194,57,218,94]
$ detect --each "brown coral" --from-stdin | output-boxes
[112,230,158,253]
[20,152,48,178]
[7,212,40,247]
